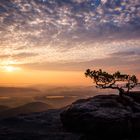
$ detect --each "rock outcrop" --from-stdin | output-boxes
[1,94,140,140]
[60,94,140,138]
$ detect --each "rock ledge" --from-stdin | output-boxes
[60,94,140,138]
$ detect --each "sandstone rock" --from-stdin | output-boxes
[60,95,140,138]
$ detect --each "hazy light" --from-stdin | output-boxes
[46,96,65,99]
[2,66,21,72]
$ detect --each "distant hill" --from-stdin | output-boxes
[0,86,40,95]
[0,105,10,112]
[0,102,52,118]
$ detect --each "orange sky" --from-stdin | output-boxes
[0,68,92,86]
[0,0,140,87]
[0,66,139,87]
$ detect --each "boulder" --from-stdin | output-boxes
[60,94,140,138]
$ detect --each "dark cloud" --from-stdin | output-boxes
[13,52,38,58]
[0,53,38,59]
[0,54,10,59]
[110,50,140,57]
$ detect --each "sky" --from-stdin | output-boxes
[0,0,140,86]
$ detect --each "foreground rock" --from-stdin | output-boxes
[0,109,82,140]
[61,94,140,139]
[1,94,140,140]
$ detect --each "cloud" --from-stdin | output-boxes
[16,52,140,73]
[0,0,139,67]
[13,52,38,58]
[110,50,140,57]
[0,53,38,60]
[1,0,140,42]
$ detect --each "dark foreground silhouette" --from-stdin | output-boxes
[0,92,140,140]
[85,69,138,96]
[0,102,52,119]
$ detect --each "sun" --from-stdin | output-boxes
[3,66,21,72]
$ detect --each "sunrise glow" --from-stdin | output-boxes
[3,66,21,72]
[0,0,139,86]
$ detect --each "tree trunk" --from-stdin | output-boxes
[118,88,125,97]
[101,86,125,97]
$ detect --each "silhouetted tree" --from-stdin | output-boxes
[85,69,138,97]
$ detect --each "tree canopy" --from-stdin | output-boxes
[85,69,138,96]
